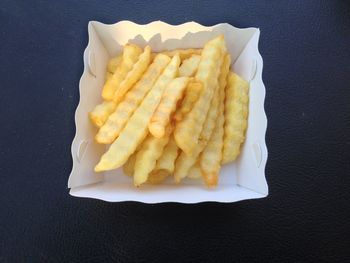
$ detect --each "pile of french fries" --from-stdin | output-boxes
[89,35,249,187]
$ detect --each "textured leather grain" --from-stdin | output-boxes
[0,0,350,262]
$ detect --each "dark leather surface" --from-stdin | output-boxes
[1,1,350,262]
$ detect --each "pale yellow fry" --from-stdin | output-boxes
[102,44,142,100]
[94,54,180,172]
[198,71,221,143]
[174,142,205,183]
[154,135,179,174]
[123,152,137,177]
[149,77,189,138]
[173,61,222,183]
[174,81,203,121]
[89,100,117,128]
[187,162,202,179]
[222,72,249,164]
[106,71,113,81]
[95,54,171,144]
[219,54,231,90]
[174,35,226,156]
[134,125,173,186]
[107,55,122,73]
[199,61,228,186]
[148,169,169,184]
[113,46,151,103]
[179,55,201,77]
[161,48,202,60]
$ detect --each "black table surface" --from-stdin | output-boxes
[1,1,350,262]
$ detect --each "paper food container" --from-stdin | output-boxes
[68,21,268,203]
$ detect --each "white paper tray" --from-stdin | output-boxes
[68,21,268,203]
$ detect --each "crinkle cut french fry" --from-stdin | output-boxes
[174,58,222,183]
[179,55,201,77]
[113,46,151,103]
[219,54,231,94]
[198,71,221,143]
[107,55,122,73]
[222,72,249,164]
[187,162,202,179]
[154,135,179,174]
[174,141,205,183]
[134,125,173,186]
[161,48,202,60]
[95,54,171,144]
[149,77,189,138]
[199,53,231,186]
[106,71,113,81]
[148,169,169,184]
[123,152,137,177]
[102,44,142,100]
[89,100,117,128]
[94,54,180,172]
[173,84,220,183]
[174,81,203,121]
[174,35,226,156]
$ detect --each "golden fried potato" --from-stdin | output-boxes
[199,61,228,186]
[107,55,122,73]
[148,169,169,184]
[174,35,226,156]
[219,54,231,91]
[123,152,137,176]
[102,44,142,100]
[113,46,151,103]
[161,48,202,60]
[106,71,113,81]
[174,80,203,121]
[134,125,173,186]
[179,55,201,77]
[198,73,221,143]
[174,143,204,183]
[95,54,170,144]
[187,163,202,179]
[89,100,117,128]
[173,60,222,183]
[154,135,179,174]
[222,72,249,164]
[94,54,180,172]
[149,77,189,138]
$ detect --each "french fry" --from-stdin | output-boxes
[219,54,231,90]
[174,35,226,156]
[107,55,122,73]
[161,48,202,60]
[199,56,229,186]
[113,46,151,103]
[198,72,221,143]
[102,44,142,100]
[123,152,137,176]
[179,55,201,77]
[134,125,173,186]
[200,118,224,186]
[154,135,179,174]
[148,169,169,184]
[106,71,113,81]
[173,80,203,121]
[94,54,180,172]
[149,77,189,138]
[174,58,222,183]
[222,72,249,164]
[187,162,202,179]
[95,54,171,144]
[89,100,117,128]
[174,142,204,183]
